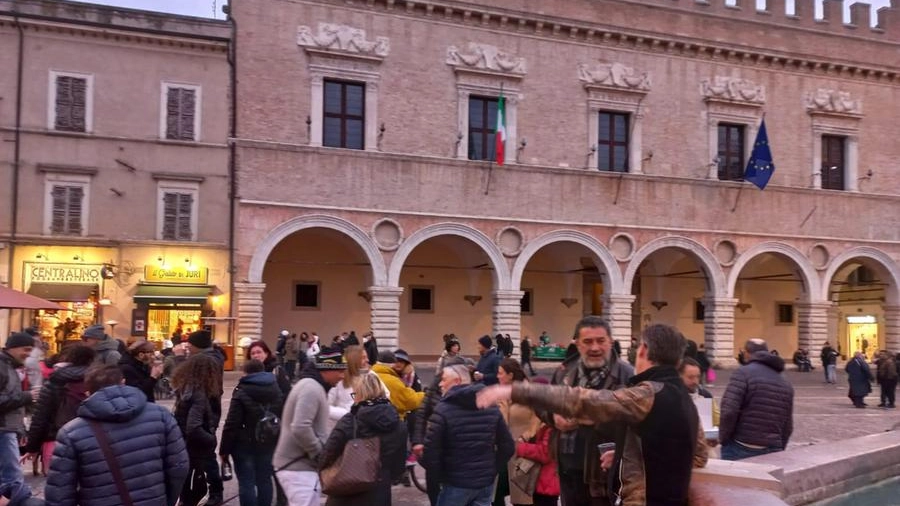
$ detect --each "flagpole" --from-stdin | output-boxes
[484,159,493,195]
[731,183,745,212]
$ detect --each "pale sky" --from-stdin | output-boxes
[68,0,890,25]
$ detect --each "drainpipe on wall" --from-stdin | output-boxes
[7,15,24,331]
[225,5,238,345]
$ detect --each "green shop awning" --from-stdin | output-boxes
[27,283,97,302]
[133,284,213,305]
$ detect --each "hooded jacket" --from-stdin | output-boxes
[0,350,32,435]
[44,385,189,506]
[93,337,121,366]
[719,351,794,449]
[219,371,284,456]
[272,362,333,472]
[371,363,424,419]
[319,399,407,506]
[24,364,90,452]
[512,366,708,506]
[422,383,515,489]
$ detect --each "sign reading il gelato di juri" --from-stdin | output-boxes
[144,265,209,285]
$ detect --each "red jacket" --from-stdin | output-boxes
[515,424,560,497]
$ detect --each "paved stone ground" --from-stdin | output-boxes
[22,360,900,505]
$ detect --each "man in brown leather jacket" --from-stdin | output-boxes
[478,324,708,506]
[547,316,633,506]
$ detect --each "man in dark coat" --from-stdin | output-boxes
[474,335,502,385]
[846,351,874,408]
[422,364,515,506]
[45,365,188,506]
[719,338,794,460]
[119,341,162,403]
[821,342,839,384]
[0,333,37,492]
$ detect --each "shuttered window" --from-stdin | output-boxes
[165,87,197,141]
[54,76,87,132]
[50,185,84,235]
[821,135,846,191]
[162,192,194,241]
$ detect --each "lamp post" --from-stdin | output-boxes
[106,319,118,338]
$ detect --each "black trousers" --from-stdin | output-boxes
[559,471,607,506]
[880,380,897,406]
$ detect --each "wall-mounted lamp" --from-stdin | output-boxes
[858,169,874,181]
[456,131,463,148]
[650,300,669,311]
[36,253,49,261]
[736,302,753,313]
[357,290,372,302]
[73,255,83,262]
[560,297,579,308]
[463,295,483,306]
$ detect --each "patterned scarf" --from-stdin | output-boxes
[559,360,610,455]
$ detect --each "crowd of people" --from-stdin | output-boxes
[6,317,893,506]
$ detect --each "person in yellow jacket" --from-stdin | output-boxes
[371,350,425,420]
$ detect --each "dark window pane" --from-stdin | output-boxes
[469,134,483,160]
[467,96,499,161]
[486,132,496,160]
[345,84,364,116]
[469,99,484,128]
[486,101,498,130]
[410,287,433,311]
[322,80,365,150]
[323,117,342,147]
[597,111,629,172]
[345,119,364,150]
[597,144,611,170]
[295,284,319,308]
[614,146,627,171]
[324,82,342,114]
[821,135,845,190]
[614,115,628,142]
[717,123,745,181]
[520,290,532,314]
[599,114,611,141]
[777,303,794,324]
[694,300,705,321]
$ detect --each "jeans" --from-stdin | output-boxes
[436,483,495,506]
[880,379,897,407]
[234,447,275,506]
[0,432,26,492]
[721,441,781,461]
[825,364,836,383]
[275,470,319,506]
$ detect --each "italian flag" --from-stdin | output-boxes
[495,92,506,165]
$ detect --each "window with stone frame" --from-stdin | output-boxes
[468,96,498,161]
[323,79,365,150]
[49,185,85,236]
[717,123,746,181]
[53,75,88,132]
[821,135,846,191]
[598,111,630,172]
[409,286,434,313]
[163,84,199,141]
[161,192,194,241]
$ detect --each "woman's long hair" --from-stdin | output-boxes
[248,341,274,362]
[342,345,365,388]
[171,353,223,398]
[499,357,528,382]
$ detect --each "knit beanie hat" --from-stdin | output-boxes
[4,332,35,349]
[82,324,106,340]
[478,335,493,349]
[316,345,347,370]
[187,330,212,349]
[377,350,396,364]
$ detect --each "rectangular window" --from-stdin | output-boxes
[717,123,745,181]
[409,286,434,312]
[53,75,88,132]
[468,96,498,161]
[323,80,365,149]
[693,299,705,323]
[49,185,84,235]
[776,303,795,325]
[294,282,320,309]
[520,289,533,315]
[597,112,629,172]
[161,192,194,241]
[164,86,198,141]
[821,135,846,191]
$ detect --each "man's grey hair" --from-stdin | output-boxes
[572,315,612,340]
[745,338,768,354]
[641,324,686,366]
[443,364,472,385]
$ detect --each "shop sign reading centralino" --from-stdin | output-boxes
[143,265,209,285]
[27,263,104,284]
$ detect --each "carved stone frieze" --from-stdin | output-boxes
[701,76,765,104]
[806,88,862,116]
[446,43,526,75]
[578,61,650,91]
[297,23,390,58]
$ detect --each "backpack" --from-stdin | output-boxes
[55,380,89,429]
[255,403,281,444]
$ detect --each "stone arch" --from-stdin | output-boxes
[387,222,511,290]
[822,246,900,305]
[623,236,727,298]
[510,229,624,294]
[248,214,387,285]
[726,241,820,301]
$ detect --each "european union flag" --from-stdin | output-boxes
[743,119,775,190]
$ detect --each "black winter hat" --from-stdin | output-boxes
[187,330,212,349]
[478,335,493,349]
[5,332,35,350]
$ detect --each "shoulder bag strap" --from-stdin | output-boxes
[88,420,136,506]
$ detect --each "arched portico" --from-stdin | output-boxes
[727,242,820,301]
[624,236,726,298]
[511,229,623,294]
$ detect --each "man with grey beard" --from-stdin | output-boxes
[547,316,633,506]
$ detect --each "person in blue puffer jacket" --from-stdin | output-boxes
[44,364,189,506]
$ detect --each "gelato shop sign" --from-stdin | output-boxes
[28,263,103,283]
[144,265,208,285]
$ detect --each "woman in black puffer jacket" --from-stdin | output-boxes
[248,340,292,399]
[219,359,284,506]
[23,344,96,475]
[319,373,408,506]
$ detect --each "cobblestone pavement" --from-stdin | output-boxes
[22,360,900,505]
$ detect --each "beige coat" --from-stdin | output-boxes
[499,399,542,504]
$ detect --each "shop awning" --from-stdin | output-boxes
[133,284,213,304]
[27,283,97,302]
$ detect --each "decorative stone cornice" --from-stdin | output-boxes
[446,42,526,76]
[805,89,863,117]
[578,62,650,92]
[297,22,390,59]
[701,76,765,105]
